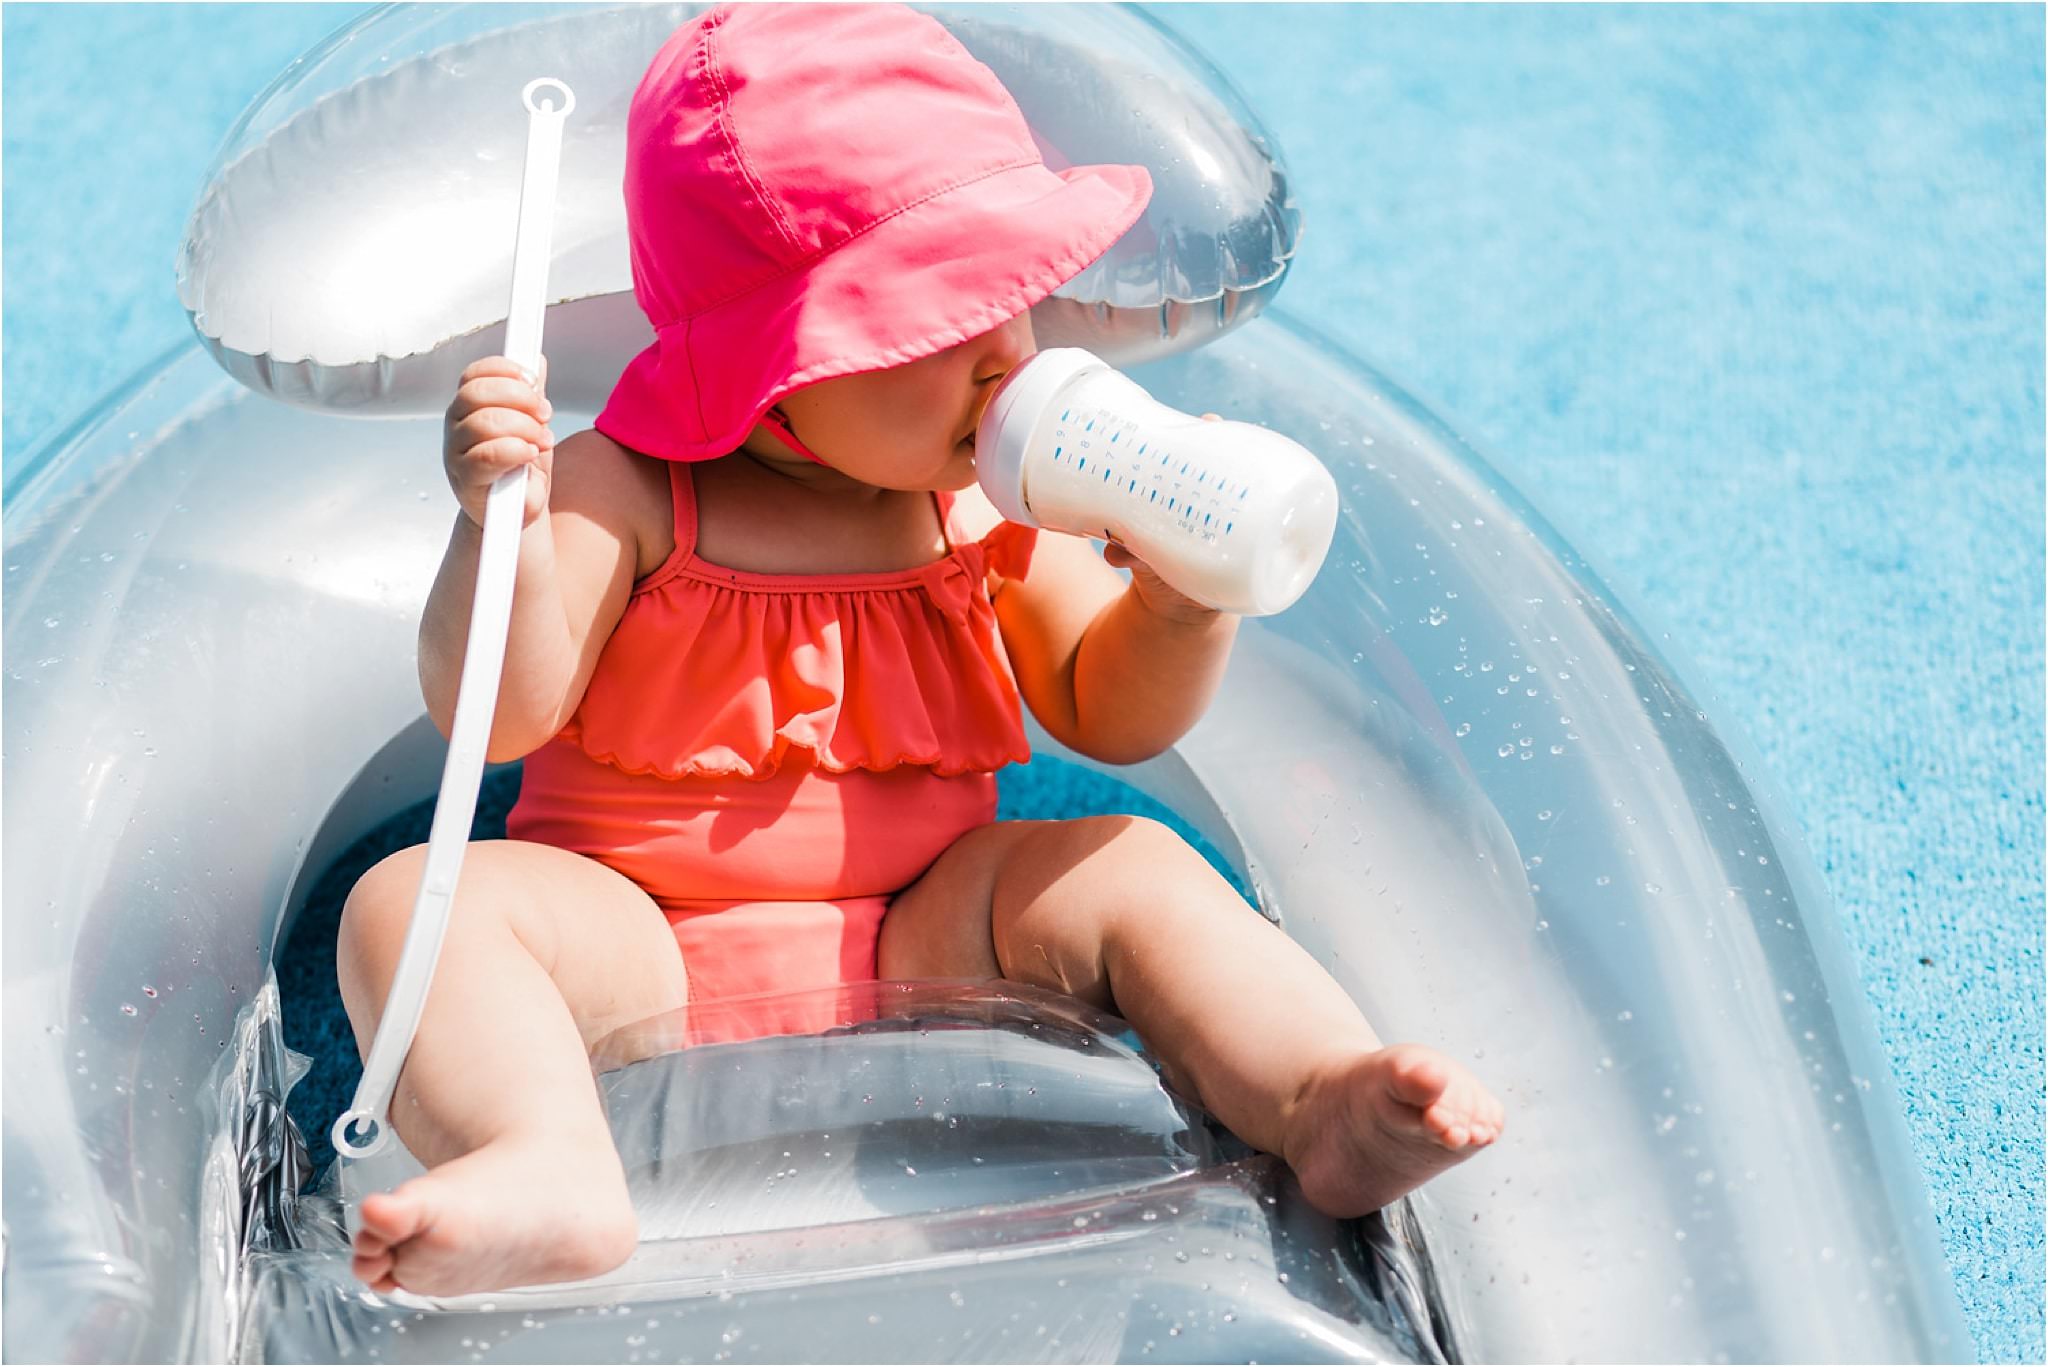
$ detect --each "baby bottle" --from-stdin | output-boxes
[975,348,1340,616]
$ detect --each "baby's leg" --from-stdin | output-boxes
[336,839,688,1297]
[880,816,1504,1217]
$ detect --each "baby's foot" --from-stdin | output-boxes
[1283,1043,1505,1218]
[351,1131,638,1298]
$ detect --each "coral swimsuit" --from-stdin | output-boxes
[507,460,1037,1018]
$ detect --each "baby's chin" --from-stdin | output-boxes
[932,440,982,491]
[850,440,980,492]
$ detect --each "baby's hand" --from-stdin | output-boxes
[444,356,556,528]
[1103,539,1223,625]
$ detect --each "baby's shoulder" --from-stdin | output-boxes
[550,428,676,581]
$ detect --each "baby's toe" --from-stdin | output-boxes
[360,1193,415,1243]
[1421,1103,1473,1148]
[361,1184,441,1248]
[1458,1092,1504,1142]
[352,1187,441,1289]
[351,1245,394,1287]
[1382,1045,1453,1109]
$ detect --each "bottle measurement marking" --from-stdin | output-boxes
[1049,417,1234,535]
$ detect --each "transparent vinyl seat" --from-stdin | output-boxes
[240,982,1442,1363]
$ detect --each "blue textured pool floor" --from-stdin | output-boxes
[5,5,2041,1359]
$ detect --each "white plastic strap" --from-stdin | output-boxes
[334,77,576,1160]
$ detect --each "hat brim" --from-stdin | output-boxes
[597,159,1153,462]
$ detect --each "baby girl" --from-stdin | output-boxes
[338,3,1503,1298]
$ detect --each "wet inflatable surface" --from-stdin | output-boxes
[248,982,1439,1363]
[3,316,1969,1361]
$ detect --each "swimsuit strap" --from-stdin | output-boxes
[670,458,700,562]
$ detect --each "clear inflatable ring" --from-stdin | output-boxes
[2,5,1968,1362]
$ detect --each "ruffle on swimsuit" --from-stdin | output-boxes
[558,462,1039,781]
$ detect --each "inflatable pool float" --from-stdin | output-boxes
[2,4,1969,1361]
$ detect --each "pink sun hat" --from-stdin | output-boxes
[594,2,1154,464]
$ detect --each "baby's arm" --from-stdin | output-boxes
[419,357,645,760]
[994,528,1239,766]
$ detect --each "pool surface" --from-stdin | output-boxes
[5,4,2041,1359]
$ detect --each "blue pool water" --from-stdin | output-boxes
[4,5,2041,1359]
